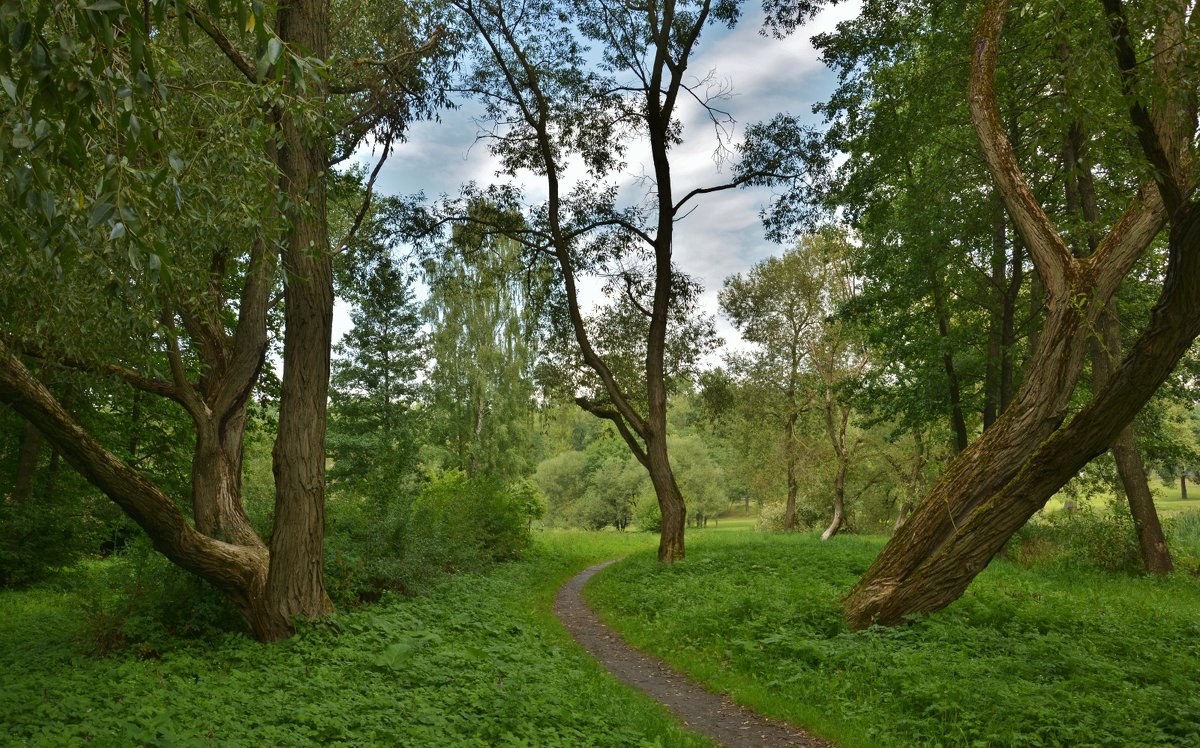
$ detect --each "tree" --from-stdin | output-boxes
[0,0,445,639]
[720,231,867,534]
[329,198,425,501]
[839,0,1200,627]
[448,0,781,561]
[422,205,547,483]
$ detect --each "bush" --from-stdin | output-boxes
[325,470,540,606]
[1012,506,1142,572]
[72,539,244,655]
[1165,509,1200,572]
[632,490,661,532]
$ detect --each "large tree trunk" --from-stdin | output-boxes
[0,352,289,639]
[842,0,1194,629]
[647,430,686,561]
[268,0,334,621]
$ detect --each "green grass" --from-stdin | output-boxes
[1042,476,1200,517]
[0,531,713,747]
[586,531,1200,748]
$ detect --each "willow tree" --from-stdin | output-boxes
[450,0,785,561]
[841,0,1200,627]
[0,0,444,639]
[422,207,547,483]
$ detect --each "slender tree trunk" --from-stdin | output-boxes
[1181,475,1188,501]
[932,278,969,452]
[1064,109,1171,574]
[1001,232,1022,412]
[783,410,799,530]
[983,195,1006,430]
[1093,307,1172,573]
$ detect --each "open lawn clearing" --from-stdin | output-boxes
[0,532,711,748]
[586,531,1200,748]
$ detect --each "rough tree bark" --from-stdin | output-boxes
[842,0,1197,629]
[0,0,343,640]
[269,0,335,620]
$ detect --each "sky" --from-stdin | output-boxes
[336,1,862,354]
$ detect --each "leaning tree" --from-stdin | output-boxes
[839,0,1200,627]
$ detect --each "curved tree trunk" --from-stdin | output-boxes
[842,0,1195,629]
[821,460,846,540]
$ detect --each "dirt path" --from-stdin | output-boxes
[553,560,834,748]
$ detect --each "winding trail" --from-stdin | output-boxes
[553,560,834,748]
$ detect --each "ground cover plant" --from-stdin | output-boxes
[0,532,712,748]
[586,531,1200,747]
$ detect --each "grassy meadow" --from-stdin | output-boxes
[4,519,1199,746]
[586,530,1200,748]
[0,531,711,748]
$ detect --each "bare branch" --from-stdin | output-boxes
[334,135,393,257]
[4,335,180,403]
[185,3,257,84]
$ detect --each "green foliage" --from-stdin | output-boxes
[65,541,245,656]
[0,532,710,747]
[1012,506,1142,573]
[1166,509,1200,572]
[632,490,662,533]
[422,204,547,484]
[587,532,1200,748]
[325,471,540,606]
[536,426,729,531]
[329,202,426,501]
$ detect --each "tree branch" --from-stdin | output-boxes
[185,3,257,84]
[969,0,1076,296]
[3,335,181,403]
[334,135,392,256]
[576,396,649,466]
[1100,0,1186,213]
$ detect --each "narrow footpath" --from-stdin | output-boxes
[553,560,834,748]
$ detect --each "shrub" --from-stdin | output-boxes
[633,490,661,532]
[72,539,244,655]
[1012,505,1141,572]
[325,470,540,606]
[1165,509,1200,572]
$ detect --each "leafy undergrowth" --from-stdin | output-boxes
[585,532,1200,748]
[0,531,712,747]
